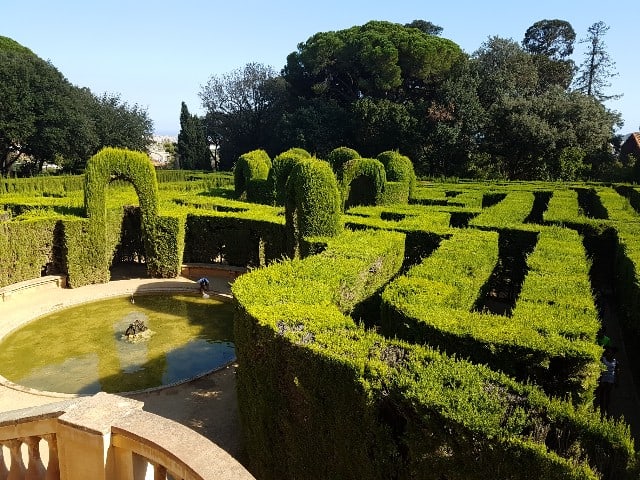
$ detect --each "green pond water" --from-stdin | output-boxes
[0,294,235,394]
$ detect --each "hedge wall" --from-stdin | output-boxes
[83,147,163,279]
[327,146,360,180]
[183,213,286,267]
[232,228,636,480]
[377,150,416,203]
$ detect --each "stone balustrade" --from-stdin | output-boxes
[0,393,254,480]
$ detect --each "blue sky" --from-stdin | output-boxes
[3,0,638,136]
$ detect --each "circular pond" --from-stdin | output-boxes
[0,294,235,394]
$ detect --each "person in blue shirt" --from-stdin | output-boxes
[197,277,210,295]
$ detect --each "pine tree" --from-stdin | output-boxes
[573,21,620,101]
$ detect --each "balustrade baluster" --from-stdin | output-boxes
[24,437,46,480]
[153,463,167,480]
[6,440,26,480]
[41,435,59,480]
[0,443,9,480]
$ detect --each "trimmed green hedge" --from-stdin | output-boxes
[380,227,601,402]
[342,158,387,209]
[84,147,165,279]
[0,175,84,196]
[267,149,310,206]
[326,146,360,179]
[233,149,271,200]
[232,228,636,480]
[285,158,342,255]
[598,187,640,336]
[377,150,416,201]
[184,213,286,267]
[470,190,537,229]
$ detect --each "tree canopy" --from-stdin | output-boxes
[0,36,153,176]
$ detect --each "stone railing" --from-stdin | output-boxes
[0,393,254,480]
[0,275,67,302]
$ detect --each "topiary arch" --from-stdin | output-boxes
[84,147,161,279]
[341,158,387,210]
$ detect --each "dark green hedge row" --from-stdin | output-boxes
[183,213,286,267]
[0,209,122,288]
[327,146,361,179]
[377,150,416,200]
[597,187,640,335]
[232,228,636,480]
[0,218,60,286]
[285,158,343,254]
[0,175,84,195]
[341,158,387,209]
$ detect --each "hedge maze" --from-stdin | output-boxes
[3,148,640,479]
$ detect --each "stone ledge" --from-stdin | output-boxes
[0,274,67,302]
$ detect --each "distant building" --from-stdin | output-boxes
[148,135,177,167]
[621,132,640,163]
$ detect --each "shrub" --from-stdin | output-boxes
[341,158,387,209]
[377,150,417,199]
[233,149,271,198]
[327,146,360,179]
[84,147,162,280]
[268,149,311,206]
[285,158,342,255]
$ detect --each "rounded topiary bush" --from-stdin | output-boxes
[341,158,387,209]
[234,149,271,199]
[285,158,342,253]
[327,147,361,180]
[377,150,416,204]
[268,148,312,206]
[284,147,312,159]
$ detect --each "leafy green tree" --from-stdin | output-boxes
[573,21,620,101]
[423,59,486,176]
[0,41,85,175]
[404,20,443,36]
[200,63,287,169]
[480,86,620,179]
[523,19,576,91]
[523,19,575,59]
[0,36,153,176]
[177,102,210,170]
[472,36,538,108]
[282,21,464,171]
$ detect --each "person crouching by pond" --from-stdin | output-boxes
[197,277,210,297]
[597,346,620,418]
